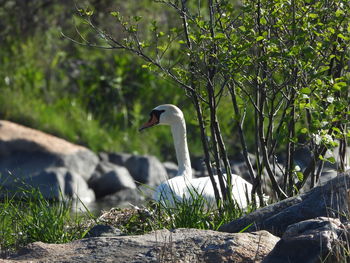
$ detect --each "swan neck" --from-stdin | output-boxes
[171,118,192,179]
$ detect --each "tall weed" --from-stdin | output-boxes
[0,185,92,257]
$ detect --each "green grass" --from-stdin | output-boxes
[3,184,350,262]
[98,186,255,235]
[0,88,119,152]
[0,184,251,258]
[154,186,251,230]
[0,186,94,258]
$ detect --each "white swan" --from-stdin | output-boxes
[139,104,253,208]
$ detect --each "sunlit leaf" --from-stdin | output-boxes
[215,33,226,39]
[300,127,308,134]
[337,33,349,41]
[300,87,311,94]
[296,172,304,182]
[333,82,347,91]
[133,16,142,22]
[110,11,119,17]
[238,26,246,32]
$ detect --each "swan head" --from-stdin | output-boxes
[139,104,184,131]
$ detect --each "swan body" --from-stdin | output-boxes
[140,104,253,208]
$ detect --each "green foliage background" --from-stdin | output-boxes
[1,0,348,168]
[0,0,209,160]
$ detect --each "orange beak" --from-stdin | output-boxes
[139,113,159,131]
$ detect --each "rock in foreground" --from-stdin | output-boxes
[4,229,279,263]
[263,217,348,263]
[220,172,350,236]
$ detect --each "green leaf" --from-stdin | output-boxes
[85,9,94,16]
[327,157,336,164]
[327,27,335,34]
[215,33,226,39]
[332,127,342,133]
[110,11,119,17]
[256,36,264,41]
[300,87,311,95]
[319,155,326,161]
[335,9,344,17]
[319,155,335,164]
[133,16,142,22]
[300,127,308,134]
[296,172,304,182]
[189,35,197,41]
[157,45,166,51]
[333,82,347,91]
[299,102,306,110]
[315,79,323,85]
[290,137,298,143]
[337,33,349,41]
[318,66,329,73]
[260,17,267,25]
[309,13,318,19]
[238,26,246,32]
[128,25,137,33]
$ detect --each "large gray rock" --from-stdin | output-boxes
[231,160,280,198]
[191,156,210,178]
[99,152,132,167]
[99,152,167,186]
[230,153,285,201]
[281,146,348,191]
[5,229,279,262]
[100,187,153,205]
[263,217,347,263]
[1,167,95,203]
[163,161,178,179]
[124,155,168,186]
[292,145,350,172]
[88,161,136,198]
[219,172,350,236]
[0,120,98,202]
[84,224,122,238]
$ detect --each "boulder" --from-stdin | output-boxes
[99,152,167,186]
[230,160,275,196]
[1,167,95,203]
[100,187,153,204]
[124,155,168,186]
[0,120,98,202]
[84,224,122,238]
[63,168,95,203]
[263,217,347,263]
[291,145,350,172]
[163,161,178,179]
[191,156,209,177]
[280,146,348,190]
[99,152,132,167]
[219,172,350,236]
[230,153,285,200]
[5,229,279,262]
[88,161,136,198]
